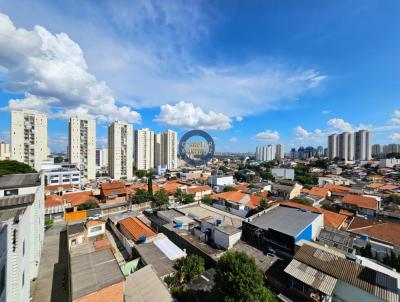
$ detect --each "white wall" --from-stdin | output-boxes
[214,228,242,250]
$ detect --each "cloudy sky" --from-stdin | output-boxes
[0,0,400,152]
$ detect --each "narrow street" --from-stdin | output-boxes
[31,223,69,302]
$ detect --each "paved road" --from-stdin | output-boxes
[31,223,69,302]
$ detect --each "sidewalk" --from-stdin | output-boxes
[31,223,69,302]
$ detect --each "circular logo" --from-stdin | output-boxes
[179,130,215,166]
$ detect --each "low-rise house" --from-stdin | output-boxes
[270,180,303,200]
[118,216,156,243]
[242,205,323,254]
[101,181,129,202]
[70,249,125,302]
[45,194,65,221]
[284,243,399,302]
[187,185,212,201]
[341,194,379,216]
[134,236,186,278]
[324,183,351,200]
[211,191,255,217]
[347,217,400,248]
[280,201,347,229]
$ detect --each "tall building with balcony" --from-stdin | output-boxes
[355,130,372,160]
[96,148,108,168]
[328,134,338,160]
[0,173,45,302]
[134,128,154,171]
[108,121,133,180]
[154,130,178,169]
[275,144,284,160]
[11,110,48,171]
[68,117,96,181]
[372,144,382,157]
[338,132,354,161]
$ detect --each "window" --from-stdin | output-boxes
[90,226,102,233]
[22,240,25,256]
[4,189,18,196]
[22,271,25,288]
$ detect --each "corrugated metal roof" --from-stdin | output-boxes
[285,259,337,295]
[294,244,399,302]
[70,249,125,299]
[0,194,35,209]
[125,265,172,302]
[0,173,41,189]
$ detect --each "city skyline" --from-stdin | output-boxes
[1,1,400,152]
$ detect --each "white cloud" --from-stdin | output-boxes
[0,4,327,119]
[294,126,327,144]
[322,110,329,114]
[0,13,140,123]
[327,118,353,132]
[229,137,238,143]
[391,110,400,124]
[236,116,243,122]
[389,133,400,141]
[253,130,280,141]
[155,101,232,130]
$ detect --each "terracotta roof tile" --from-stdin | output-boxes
[211,191,248,203]
[324,183,351,194]
[119,217,156,242]
[187,185,212,194]
[45,194,64,208]
[348,217,400,247]
[301,187,329,198]
[63,191,98,207]
[101,181,128,197]
[366,183,385,189]
[342,194,378,211]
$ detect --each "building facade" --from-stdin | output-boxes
[134,128,154,171]
[255,144,282,161]
[96,148,108,168]
[0,142,10,160]
[328,134,338,160]
[108,121,133,180]
[0,173,45,302]
[68,117,96,181]
[275,144,284,160]
[355,130,371,160]
[11,110,48,171]
[154,130,178,170]
[338,132,354,161]
[43,165,81,186]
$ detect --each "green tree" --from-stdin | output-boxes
[77,200,98,210]
[183,193,195,204]
[147,172,154,196]
[213,251,277,302]
[359,243,373,258]
[291,197,313,206]
[246,198,270,217]
[174,188,186,203]
[223,186,236,192]
[131,188,152,205]
[152,188,169,209]
[202,194,213,205]
[0,160,36,176]
[175,255,205,284]
[135,169,147,178]
[388,194,400,205]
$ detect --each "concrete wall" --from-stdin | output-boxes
[214,229,242,250]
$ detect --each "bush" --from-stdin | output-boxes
[0,160,36,176]
[77,200,98,210]
[45,219,54,230]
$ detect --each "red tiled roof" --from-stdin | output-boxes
[63,191,98,207]
[366,183,385,189]
[235,183,249,192]
[379,184,400,191]
[187,185,212,194]
[246,195,262,209]
[45,195,64,208]
[342,194,378,211]
[347,217,400,247]
[45,184,73,192]
[119,217,156,242]
[281,201,347,229]
[301,187,329,198]
[211,191,248,203]
[101,181,128,197]
[339,209,354,217]
[324,183,351,194]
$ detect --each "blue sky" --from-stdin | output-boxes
[0,0,400,152]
